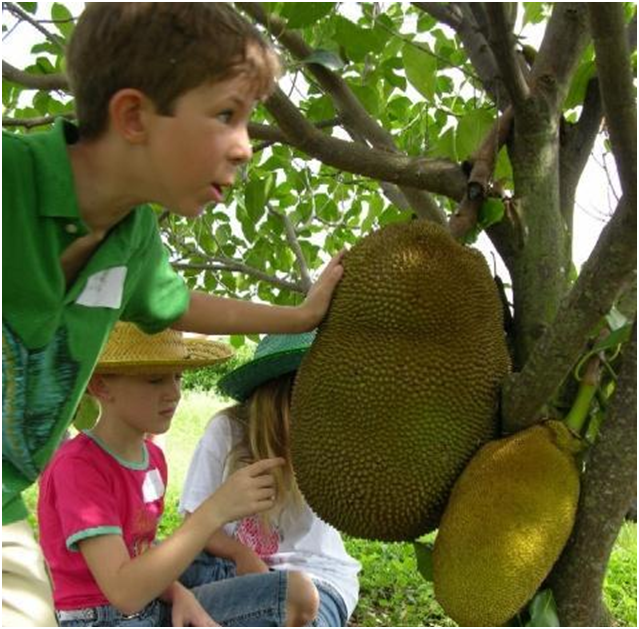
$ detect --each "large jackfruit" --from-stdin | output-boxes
[433,420,581,627]
[290,220,510,541]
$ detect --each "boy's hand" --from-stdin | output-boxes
[207,458,285,524]
[299,250,345,329]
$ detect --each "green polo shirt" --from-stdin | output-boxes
[2,120,190,525]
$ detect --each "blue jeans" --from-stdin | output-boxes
[56,569,287,627]
[181,552,348,627]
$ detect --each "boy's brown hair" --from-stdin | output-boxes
[67,3,279,139]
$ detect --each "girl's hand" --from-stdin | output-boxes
[208,458,285,524]
[299,250,345,329]
[169,585,219,627]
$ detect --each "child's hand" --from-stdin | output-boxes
[209,458,285,524]
[170,586,219,627]
[300,250,345,329]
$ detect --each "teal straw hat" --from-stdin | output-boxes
[218,331,316,402]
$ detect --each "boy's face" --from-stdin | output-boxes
[143,73,258,216]
[102,372,182,436]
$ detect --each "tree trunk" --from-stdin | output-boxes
[549,322,637,626]
[509,101,570,369]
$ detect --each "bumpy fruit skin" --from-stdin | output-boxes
[290,220,510,541]
[433,421,581,627]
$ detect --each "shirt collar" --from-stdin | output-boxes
[31,118,85,223]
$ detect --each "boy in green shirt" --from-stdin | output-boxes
[2,4,343,625]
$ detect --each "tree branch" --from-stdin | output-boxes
[2,60,68,91]
[412,2,511,108]
[502,193,637,432]
[3,113,75,128]
[3,2,65,51]
[268,206,312,293]
[172,261,304,294]
[550,322,637,626]
[484,4,530,109]
[248,117,340,150]
[560,78,604,232]
[238,2,447,224]
[588,4,637,198]
[412,3,462,29]
[449,107,515,240]
[531,4,590,110]
[264,87,467,201]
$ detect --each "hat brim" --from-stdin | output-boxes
[95,339,233,375]
[218,348,307,402]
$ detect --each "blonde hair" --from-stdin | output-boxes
[226,372,304,527]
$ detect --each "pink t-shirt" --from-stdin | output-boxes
[38,432,167,611]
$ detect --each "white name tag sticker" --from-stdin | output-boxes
[142,468,165,503]
[76,266,127,309]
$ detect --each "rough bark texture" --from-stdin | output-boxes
[549,323,637,626]
[510,102,569,368]
[502,193,637,432]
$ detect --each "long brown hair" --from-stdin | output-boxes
[226,372,303,525]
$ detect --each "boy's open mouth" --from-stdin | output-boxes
[210,183,224,203]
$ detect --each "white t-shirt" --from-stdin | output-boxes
[179,413,361,618]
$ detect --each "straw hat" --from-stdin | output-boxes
[218,331,316,402]
[95,322,233,374]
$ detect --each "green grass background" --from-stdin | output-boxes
[25,388,637,626]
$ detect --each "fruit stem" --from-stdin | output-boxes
[564,354,602,435]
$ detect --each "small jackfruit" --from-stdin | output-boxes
[290,220,510,541]
[433,420,581,627]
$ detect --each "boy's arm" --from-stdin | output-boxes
[78,458,283,614]
[172,250,344,335]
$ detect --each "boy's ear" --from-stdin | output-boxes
[108,88,154,144]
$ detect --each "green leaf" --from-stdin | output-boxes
[456,109,495,159]
[51,3,74,39]
[303,48,345,71]
[17,2,37,14]
[281,3,336,29]
[413,541,434,582]
[431,127,458,161]
[564,60,596,110]
[34,91,52,116]
[527,589,560,626]
[215,224,232,245]
[245,176,274,224]
[479,198,506,229]
[495,146,514,187]
[349,83,380,117]
[523,2,547,25]
[402,44,437,100]
[305,95,336,121]
[31,41,61,56]
[334,16,386,62]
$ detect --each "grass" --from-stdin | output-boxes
[24,390,637,626]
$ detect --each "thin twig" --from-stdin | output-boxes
[3,2,65,51]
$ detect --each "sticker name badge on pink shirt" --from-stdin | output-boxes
[142,468,165,503]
